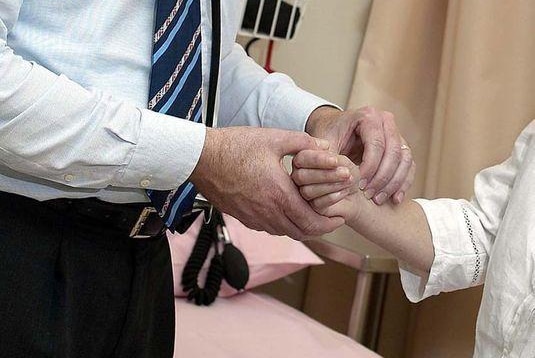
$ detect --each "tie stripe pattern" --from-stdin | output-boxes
[147,0,202,230]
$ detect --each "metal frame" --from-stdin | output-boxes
[305,226,398,350]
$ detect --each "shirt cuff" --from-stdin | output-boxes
[261,77,340,132]
[118,109,206,190]
[399,198,483,303]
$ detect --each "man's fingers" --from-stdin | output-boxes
[299,179,354,201]
[372,145,412,205]
[393,159,416,205]
[293,150,339,170]
[355,112,386,186]
[291,167,352,186]
[277,132,330,156]
[283,183,344,237]
[362,112,402,201]
[266,213,313,240]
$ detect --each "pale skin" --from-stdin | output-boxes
[190,106,416,241]
[292,150,434,274]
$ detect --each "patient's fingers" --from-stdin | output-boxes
[310,184,359,210]
[291,167,351,186]
[299,179,354,201]
[293,150,340,170]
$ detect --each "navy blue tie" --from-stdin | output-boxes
[147,0,202,231]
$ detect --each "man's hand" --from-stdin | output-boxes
[189,127,345,240]
[305,106,415,205]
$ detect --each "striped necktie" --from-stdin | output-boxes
[146,0,202,231]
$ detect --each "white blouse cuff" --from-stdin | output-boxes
[399,198,485,302]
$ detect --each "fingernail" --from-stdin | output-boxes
[364,189,375,200]
[358,179,367,190]
[374,192,388,205]
[337,167,350,178]
[396,192,405,204]
[316,139,330,150]
[334,190,345,198]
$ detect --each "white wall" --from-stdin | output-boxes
[238,0,372,107]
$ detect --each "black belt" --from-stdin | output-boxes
[45,197,166,239]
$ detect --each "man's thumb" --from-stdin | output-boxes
[278,132,330,156]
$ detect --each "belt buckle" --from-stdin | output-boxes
[129,207,160,239]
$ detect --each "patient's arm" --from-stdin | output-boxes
[293,120,533,298]
[292,151,433,275]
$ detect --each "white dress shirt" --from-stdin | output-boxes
[400,121,535,357]
[0,0,329,203]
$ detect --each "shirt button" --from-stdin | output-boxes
[64,174,75,182]
[140,179,151,188]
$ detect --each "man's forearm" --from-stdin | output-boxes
[348,199,434,275]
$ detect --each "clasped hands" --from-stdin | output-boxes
[291,106,415,237]
[190,106,414,241]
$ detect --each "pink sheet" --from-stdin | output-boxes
[175,293,381,358]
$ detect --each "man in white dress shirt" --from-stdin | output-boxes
[0,1,414,356]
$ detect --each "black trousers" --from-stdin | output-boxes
[0,192,175,357]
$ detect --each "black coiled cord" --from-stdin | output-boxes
[181,210,225,306]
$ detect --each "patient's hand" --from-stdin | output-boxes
[291,150,365,223]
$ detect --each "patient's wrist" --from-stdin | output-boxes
[346,187,384,231]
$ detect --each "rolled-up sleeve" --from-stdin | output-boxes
[400,198,492,302]
[400,122,533,302]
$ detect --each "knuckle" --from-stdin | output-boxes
[293,155,304,168]
[376,175,390,187]
[390,147,402,160]
[359,106,373,114]
[290,132,312,148]
[271,135,284,148]
[291,170,303,184]
[316,206,329,217]
[390,179,403,191]
[323,154,333,167]
[300,132,314,145]
[402,153,413,165]
[370,138,386,152]
[382,111,395,121]
[310,199,322,211]
[300,186,313,200]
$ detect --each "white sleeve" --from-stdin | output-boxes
[399,123,533,302]
[218,43,336,131]
[0,1,205,191]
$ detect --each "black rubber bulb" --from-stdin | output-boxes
[222,243,249,291]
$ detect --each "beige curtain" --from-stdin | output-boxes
[348,0,535,357]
